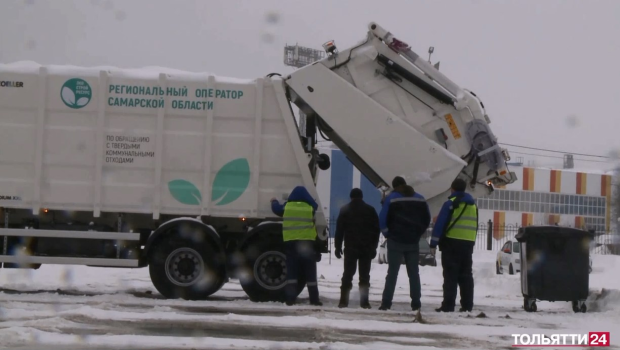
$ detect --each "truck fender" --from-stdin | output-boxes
[144,218,224,260]
[227,222,283,278]
[239,222,283,252]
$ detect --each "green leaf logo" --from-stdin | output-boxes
[212,158,250,206]
[60,78,92,109]
[168,179,202,206]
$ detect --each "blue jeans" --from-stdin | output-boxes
[381,239,421,310]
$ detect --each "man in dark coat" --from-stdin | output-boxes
[334,188,381,309]
[378,176,431,312]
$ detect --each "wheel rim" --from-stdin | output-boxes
[254,250,287,291]
[165,247,205,287]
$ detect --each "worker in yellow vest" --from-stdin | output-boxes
[271,186,322,306]
[430,178,479,313]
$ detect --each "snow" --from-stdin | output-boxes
[0,251,619,349]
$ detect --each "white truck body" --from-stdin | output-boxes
[0,63,326,230]
[0,22,516,302]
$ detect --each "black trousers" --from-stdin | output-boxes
[341,248,373,290]
[284,240,319,303]
[440,243,474,311]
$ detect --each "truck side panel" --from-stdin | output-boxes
[0,63,325,226]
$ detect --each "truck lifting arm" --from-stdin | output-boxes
[283,22,517,215]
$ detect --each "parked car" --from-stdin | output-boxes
[496,240,521,275]
[377,236,437,266]
[495,239,593,275]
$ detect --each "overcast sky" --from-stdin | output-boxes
[1,0,619,172]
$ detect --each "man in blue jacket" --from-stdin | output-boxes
[271,186,323,306]
[430,178,479,313]
[378,176,431,312]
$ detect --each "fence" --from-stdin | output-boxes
[325,219,620,258]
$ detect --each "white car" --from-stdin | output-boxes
[496,240,593,275]
[496,240,521,275]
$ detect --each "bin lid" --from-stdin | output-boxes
[515,225,594,242]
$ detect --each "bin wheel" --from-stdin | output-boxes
[524,298,537,312]
[572,301,587,313]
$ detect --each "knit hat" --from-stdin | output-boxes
[392,176,406,189]
[350,188,363,199]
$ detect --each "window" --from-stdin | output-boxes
[513,242,520,253]
[568,204,577,215]
[578,196,584,206]
[509,201,516,211]
[542,193,549,203]
[535,192,541,203]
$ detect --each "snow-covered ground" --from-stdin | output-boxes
[1,251,619,350]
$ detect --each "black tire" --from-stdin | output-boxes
[148,234,225,300]
[239,233,306,302]
[532,302,537,312]
[581,304,587,313]
[496,262,502,275]
[509,264,514,275]
[572,301,579,313]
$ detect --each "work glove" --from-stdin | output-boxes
[335,247,342,259]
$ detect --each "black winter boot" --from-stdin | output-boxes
[338,288,350,308]
[360,286,371,309]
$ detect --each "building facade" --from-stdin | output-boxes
[316,148,616,241]
[478,166,614,237]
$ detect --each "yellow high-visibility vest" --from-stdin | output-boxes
[282,201,316,241]
[445,197,478,242]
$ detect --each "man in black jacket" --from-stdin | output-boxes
[334,188,381,309]
[378,176,431,312]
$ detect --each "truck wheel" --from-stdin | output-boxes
[239,234,305,302]
[509,264,514,275]
[148,236,225,300]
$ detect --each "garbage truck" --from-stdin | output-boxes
[0,22,516,302]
